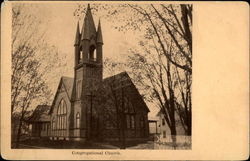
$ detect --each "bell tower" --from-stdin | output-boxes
[71,4,103,140]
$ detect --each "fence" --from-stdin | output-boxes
[153,134,191,150]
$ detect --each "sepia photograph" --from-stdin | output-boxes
[2,1,248,160]
[11,2,192,150]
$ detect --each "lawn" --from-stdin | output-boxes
[13,139,119,149]
[13,138,190,149]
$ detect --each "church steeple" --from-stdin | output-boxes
[72,4,104,139]
[74,4,103,76]
[97,19,103,44]
[81,4,96,40]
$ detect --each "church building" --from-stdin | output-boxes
[45,5,150,142]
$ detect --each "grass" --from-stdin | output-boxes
[13,138,150,149]
[13,138,119,149]
[12,138,191,150]
[107,140,149,148]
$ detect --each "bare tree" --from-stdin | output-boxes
[127,42,177,144]
[11,4,63,147]
[98,58,128,149]
[174,66,192,136]
[124,4,192,136]
[125,4,192,137]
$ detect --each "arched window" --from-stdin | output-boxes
[124,97,136,129]
[79,51,83,61]
[57,99,67,131]
[124,97,135,113]
[89,45,96,61]
[79,46,83,64]
[124,98,129,113]
[76,112,80,128]
[52,118,55,130]
[131,115,135,129]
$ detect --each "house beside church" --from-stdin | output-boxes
[28,4,150,142]
[156,109,190,144]
[26,105,51,138]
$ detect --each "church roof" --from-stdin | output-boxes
[103,71,128,84]
[61,76,74,99]
[49,76,74,114]
[49,72,149,115]
[26,105,51,123]
[102,72,150,112]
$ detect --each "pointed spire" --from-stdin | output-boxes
[87,3,91,10]
[97,19,103,44]
[81,16,90,40]
[74,21,80,45]
[81,4,96,40]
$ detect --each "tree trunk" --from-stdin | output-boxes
[187,126,191,136]
[15,119,23,148]
[186,118,192,136]
[170,124,177,149]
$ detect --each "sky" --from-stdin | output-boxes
[32,3,141,76]
[17,2,159,118]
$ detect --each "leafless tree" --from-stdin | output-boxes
[11,4,63,147]
[122,5,192,141]
[98,59,129,149]
[130,4,191,137]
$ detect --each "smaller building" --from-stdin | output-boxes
[155,109,190,144]
[148,117,160,134]
[26,105,51,138]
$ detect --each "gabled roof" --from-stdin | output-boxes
[27,105,50,122]
[49,76,73,114]
[103,72,150,113]
[103,71,128,84]
[61,76,74,98]
[49,72,149,114]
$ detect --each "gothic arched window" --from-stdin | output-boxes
[79,46,83,64]
[52,117,55,130]
[131,115,135,129]
[89,45,96,61]
[57,99,67,131]
[124,97,136,129]
[76,112,80,128]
